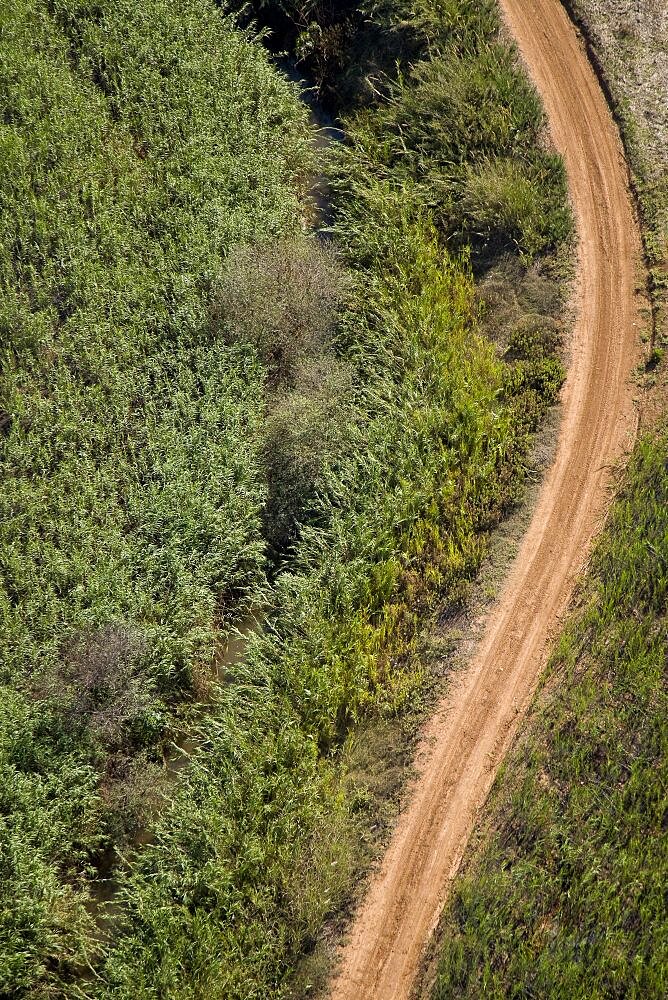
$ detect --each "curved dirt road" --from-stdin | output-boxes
[330,2,642,998]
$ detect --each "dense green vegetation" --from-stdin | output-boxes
[241,0,571,260]
[0,0,571,996]
[0,0,310,991]
[433,427,668,998]
[97,5,570,1000]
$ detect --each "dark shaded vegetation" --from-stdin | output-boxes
[0,0,572,997]
[433,427,668,999]
[242,0,571,261]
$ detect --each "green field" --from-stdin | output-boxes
[0,1,572,996]
[0,0,310,991]
[432,427,668,998]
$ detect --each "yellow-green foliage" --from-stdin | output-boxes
[265,215,513,742]
[434,429,668,999]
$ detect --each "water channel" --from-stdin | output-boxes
[86,62,340,943]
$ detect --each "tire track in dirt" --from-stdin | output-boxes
[329,2,643,997]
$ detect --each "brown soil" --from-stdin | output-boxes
[328,1,643,997]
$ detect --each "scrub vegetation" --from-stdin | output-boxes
[432,427,668,1000]
[0,1,571,997]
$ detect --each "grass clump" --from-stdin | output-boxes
[432,428,668,999]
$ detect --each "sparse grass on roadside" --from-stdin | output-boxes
[430,427,668,999]
[565,0,668,360]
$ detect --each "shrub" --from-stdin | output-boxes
[212,239,348,386]
[477,257,564,354]
[505,316,562,361]
[101,752,169,844]
[50,625,153,750]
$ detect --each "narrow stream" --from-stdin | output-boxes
[85,64,339,944]
[282,61,344,233]
[86,609,262,938]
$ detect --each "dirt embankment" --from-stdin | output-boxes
[329,1,643,997]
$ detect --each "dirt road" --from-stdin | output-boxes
[329,2,642,998]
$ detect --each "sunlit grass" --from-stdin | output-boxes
[433,429,668,999]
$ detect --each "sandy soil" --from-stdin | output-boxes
[328,1,643,997]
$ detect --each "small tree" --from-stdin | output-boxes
[211,238,348,386]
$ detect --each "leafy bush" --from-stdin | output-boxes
[212,239,347,386]
[101,752,169,844]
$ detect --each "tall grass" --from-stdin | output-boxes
[433,429,668,999]
[95,2,572,995]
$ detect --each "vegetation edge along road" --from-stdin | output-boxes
[329,0,644,996]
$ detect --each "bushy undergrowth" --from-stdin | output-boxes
[433,428,668,999]
[1,0,572,996]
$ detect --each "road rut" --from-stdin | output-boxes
[329,1,642,997]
